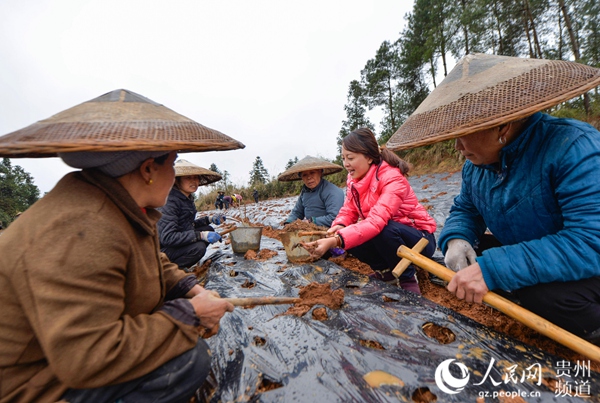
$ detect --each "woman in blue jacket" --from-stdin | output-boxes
[158,160,226,269]
[387,54,600,343]
[278,155,345,228]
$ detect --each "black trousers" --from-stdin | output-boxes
[477,234,600,341]
[162,225,214,268]
[348,220,436,281]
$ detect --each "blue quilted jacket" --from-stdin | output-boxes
[286,179,344,227]
[439,113,600,291]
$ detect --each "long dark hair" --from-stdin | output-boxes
[342,128,410,176]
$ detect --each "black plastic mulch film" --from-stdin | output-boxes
[198,237,599,402]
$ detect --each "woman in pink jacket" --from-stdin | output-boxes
[308,128,436,293]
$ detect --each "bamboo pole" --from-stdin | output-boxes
[397,245,600,362]
[297,231,328,237]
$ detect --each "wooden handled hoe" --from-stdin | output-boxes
[393,240,600,362]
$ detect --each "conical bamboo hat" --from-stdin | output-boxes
[277,155,343,182]
[175,159,222,186]
[0,89,245,157]
[386,54,600,151]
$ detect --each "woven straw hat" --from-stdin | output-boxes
[0,89,245,158]
[175,159,222,186]
[277,155,343,182]
[386,53,600,151]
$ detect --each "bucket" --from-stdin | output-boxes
[280,231,321,263]
[230,226,263,253]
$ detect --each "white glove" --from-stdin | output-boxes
[444,239,477,272]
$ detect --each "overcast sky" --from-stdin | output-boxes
[0,0,413,194]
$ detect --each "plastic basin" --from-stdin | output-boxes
[280,231,321,263]
[230,227,263,253]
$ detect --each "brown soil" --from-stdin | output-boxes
[312,307,328,321]
[333,254,599,370]
[243,248,278,261]
[282,282,345,317]
[261,220,327,242]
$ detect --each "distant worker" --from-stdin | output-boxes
[231,193,243,208]
[158,160,226,269]
[215,191,225,210]
[278,155,344,228]
[223,194,232,210]
[253,188,259,204]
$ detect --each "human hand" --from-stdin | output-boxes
[189,288,234,337]
[306,237,338,259]
[327,225,344,237]
[184,284,204,298]
[444,239,477,271]
[199,231,222,244]
[447,263,489,303]
[210,214,226,225]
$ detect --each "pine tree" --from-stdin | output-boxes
[209,163,223,175]
[337,80,375,156]
[249,156,269,186]
[0,158,40,226]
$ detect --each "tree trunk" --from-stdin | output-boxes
[558,0,590,114]
[524,0,543,58]
[429,55,437,88]
[460,0,470,54]
[439,24,449,77]
[557,7,564,59]
[522,1,536,58]
[492,0,504,54]
[386,75,396,130]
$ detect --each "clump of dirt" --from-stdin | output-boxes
[359,339,385,350]
[422,322,456,344]
[262,220,328,242]
[330,254,373,276]
[286,220,327,232]
[244,248,278,261]
[243,250,257,260]
[261,226,284,241]
[283,282,344,317]
[312,307,328,321]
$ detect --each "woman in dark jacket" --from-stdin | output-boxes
[158,159,225,269]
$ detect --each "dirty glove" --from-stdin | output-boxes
[444,239,477,272]
[210,214,226,225]
[198,231,222,244]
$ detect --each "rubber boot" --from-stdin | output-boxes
[399,275,421,294]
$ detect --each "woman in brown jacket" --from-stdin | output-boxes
[0,150,234,403]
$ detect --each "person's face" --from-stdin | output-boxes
[301,169,322,189]
[342,146,372,180]
[150,152,178,208]
[454,127,504,165]
[179,175,201,197]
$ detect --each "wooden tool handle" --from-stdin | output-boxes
[218,226,238,236]
[224,297,301,306]
[297,231,328,237]
[397,245,600,362]
[393,238,429,277]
